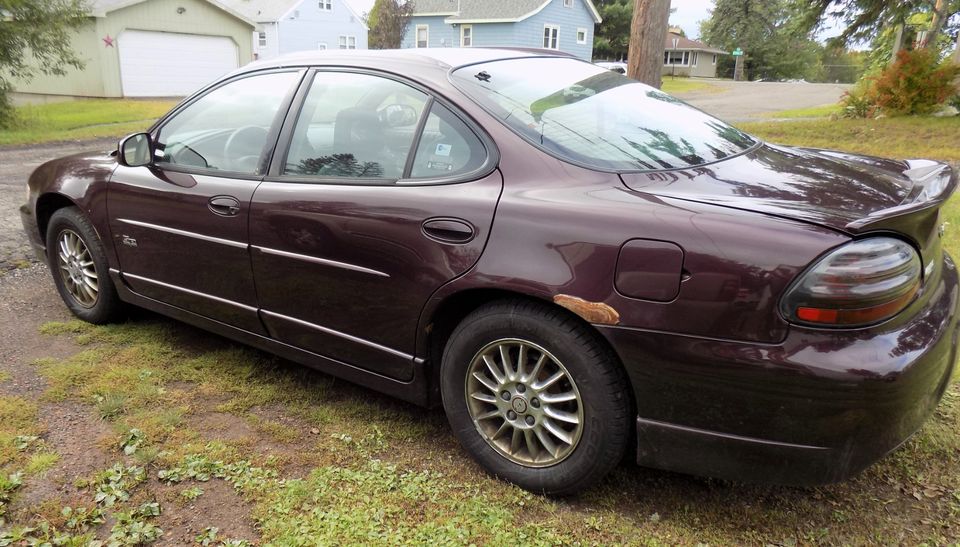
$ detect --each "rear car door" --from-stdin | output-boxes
[249,70,502,380]
[108,71,303,334]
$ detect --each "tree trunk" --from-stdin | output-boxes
[627,0,671,88]
[890,24,904,64]
[926,0,946,49]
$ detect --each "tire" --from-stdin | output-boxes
[441,299,631,495]
[46,207,124,324]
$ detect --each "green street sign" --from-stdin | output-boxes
[732,48,744,56]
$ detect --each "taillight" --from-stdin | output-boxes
[781,237,922,327]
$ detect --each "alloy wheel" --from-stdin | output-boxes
[465,338,584,467]
[56,229,99,308]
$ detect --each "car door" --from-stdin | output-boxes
[108,70,303,334]
[249,70,502,381]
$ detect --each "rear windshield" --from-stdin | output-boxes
[451,57,756,171]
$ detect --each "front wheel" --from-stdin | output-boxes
[46,207,124,324]
[441,300,631,495]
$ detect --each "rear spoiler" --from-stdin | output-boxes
[845,160,957,233]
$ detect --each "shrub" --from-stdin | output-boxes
[866,49,960,116]
[840,83,878,118]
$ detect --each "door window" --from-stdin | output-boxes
[409,103,486,179]
[283,72,428,180]
[155,71,299,175]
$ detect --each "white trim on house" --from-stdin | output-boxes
[460,24,473,47]
[415,24,429,48]
[543,24,559,50]
[91,0,257,26]
[576,27,587,44]
[338,34,356,49]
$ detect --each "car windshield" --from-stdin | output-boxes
[451,57,756,171]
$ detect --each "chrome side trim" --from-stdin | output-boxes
[121,272,258,312]
[261,309,412,360]
[252,245,390,278]
[117,218,247,249]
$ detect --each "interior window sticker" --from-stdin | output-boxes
[435,143,452,157]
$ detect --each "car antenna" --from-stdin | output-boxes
[475,71,491,82]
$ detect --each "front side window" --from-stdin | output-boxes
[543,25,559,49]
[155,71,299,175]
[283,72,428,180]
[452,57,755,171]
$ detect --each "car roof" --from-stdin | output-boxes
[240,47,576,75]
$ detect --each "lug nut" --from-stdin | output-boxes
[531,398,540,408]
[507,410,517,420]
[525,415,535,426]
[501,391,511,401]
[516,384,526,393]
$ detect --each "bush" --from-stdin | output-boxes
[867,49,960,116]
[840,82,878,118]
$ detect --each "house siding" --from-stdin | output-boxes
[274,0,367,55]
[661,51,722,78]
[403,0,595,60]
[512,0,595,60]
[13,0,253,98]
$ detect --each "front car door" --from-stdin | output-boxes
[109,70,303,334]
[249,70,502,380]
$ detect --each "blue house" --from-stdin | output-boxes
[226,0,368,60]
[402,0,601,61]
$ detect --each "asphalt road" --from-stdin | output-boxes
[674,80,851,122]
[0,81,848,271]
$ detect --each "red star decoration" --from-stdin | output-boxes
[103,35,114,47]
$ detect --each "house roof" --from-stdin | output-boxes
[413,0,601,24]
[221,0,299,22]
[89,0,255,26]
[664,32,726,54]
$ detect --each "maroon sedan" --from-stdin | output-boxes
[20,49,959,495]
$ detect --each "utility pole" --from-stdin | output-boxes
[890,24,904,65]
[626,0,671,88]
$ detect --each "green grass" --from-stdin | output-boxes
[740,116,960,162]
[661,78,720,95]
[763,103,843,119]
[0,99,176,147]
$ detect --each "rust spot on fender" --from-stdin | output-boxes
[553,295,620,325]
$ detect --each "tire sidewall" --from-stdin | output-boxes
[441,305,626,494]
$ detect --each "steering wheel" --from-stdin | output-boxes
[223,125,269,172]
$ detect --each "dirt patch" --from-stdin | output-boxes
[154,479,259,545]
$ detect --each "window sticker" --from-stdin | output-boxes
[435,143,452,157]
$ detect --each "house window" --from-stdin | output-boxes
[692,51,698,67]
[563,0,573,6]
[576,28,587,44]
[339,35,356,49]
[461,24,472,47]
[319,0,332,10]
[664,51,688,66]
[317,42,327,50]
[258,32,267,48]
[415,24,429,48]
[543,25,559,49]
[712,54,717,65]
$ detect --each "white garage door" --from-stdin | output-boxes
[118,30,238,97]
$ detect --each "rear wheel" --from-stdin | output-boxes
[441,299,630,495]
[46,207,124,324]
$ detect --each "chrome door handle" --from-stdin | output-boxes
[208,196,241,217]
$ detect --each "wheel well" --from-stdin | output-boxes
[35,193,77,242]
[424,289,635,415]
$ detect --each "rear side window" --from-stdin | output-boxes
[284,72,428,180]
[409,103,486,180]
[451,57,756,171]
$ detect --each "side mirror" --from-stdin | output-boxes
[118,133,152,167]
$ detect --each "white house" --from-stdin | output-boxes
[225,0,368,59]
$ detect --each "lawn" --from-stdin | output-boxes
[0,99,177,147]
[661,77,719,95]
[761,103,843,119]
[2,114,960,545]
[741,116,960,163]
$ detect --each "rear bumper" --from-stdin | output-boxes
[599,254,960,485]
